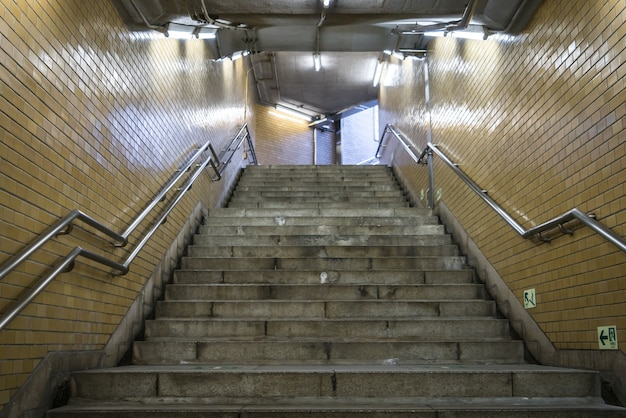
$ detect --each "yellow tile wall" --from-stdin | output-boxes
[380,0,625,351]
[0,0,250,409]
[254,104,316,165]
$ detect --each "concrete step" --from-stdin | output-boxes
[237,176,396,182]
[47,165,626,417]
[173,269,476,285]
[233,183,400,191]
[46,401,626,418]
[154,300,495,319]
[192,234,453,247]
[186,245,459,258]
[59,364,602,401]
[202,215,439,226]
[232,184,403,193]
[236,170,394,177]
[230,190,405,198]
[132,338,524,365]
[240,169,394,176]
[227,201,410,209]
[206,207,432,218]
[228,196,407,204]
[179,256,467,271]
[144,317,510,339]
[196,224,446,236]
[243,164,393,173]
[164,283,485,301]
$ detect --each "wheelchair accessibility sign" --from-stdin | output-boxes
[597,326,618,350]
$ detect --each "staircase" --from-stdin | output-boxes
[48,165,625,417]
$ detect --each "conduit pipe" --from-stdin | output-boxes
[446,0,479,32]
[127,0,167,33]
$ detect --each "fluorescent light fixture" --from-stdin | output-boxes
[313,53,321,71]
[424,30,446,38]
[322,0,331,8]
[273,105,313,121]
[195,27,217,39]
[372,59,385,87]
[167,23,194,39]
[309,117,328,127]
[424,25,489,40]
[269,110,310,123]
[392,50,404,60]
[451,29,488,40]
[231,51,245,61]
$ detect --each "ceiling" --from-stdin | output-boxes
[113,0,542,120]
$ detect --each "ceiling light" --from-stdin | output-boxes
[309,117,328,127]
[424,25,489,40]
[424,31,446,38]
[166,23,194,39]
[231,51,249,61]
[451,28,489,40]
[313,53,322,71]
[391,50,404,60]
[195,27,217,39]
[273,105,313,121]
[322,0,331,8]
[372,59,385,87]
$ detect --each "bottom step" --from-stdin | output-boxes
[48,398,626,417]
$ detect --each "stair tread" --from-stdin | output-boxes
[51,165,623,416]
[71,363,599,375]
[138,336,517,342]
[49,400,625,414]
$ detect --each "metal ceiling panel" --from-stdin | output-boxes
[112,0,543,116]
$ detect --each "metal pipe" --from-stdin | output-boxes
[121,141,214,239]
[376,124,626,253]
[121,153,218,270]
[0,247,126,331]
[200,0,250,30]
[426,149,435,209]
[387,125,421,163]
[217,126,254,178]
[446,0,479,32]
[0,123,258,332]
[127,0,167,33]
[427,142,527,235]
[246,135,258,166]
[0,210,125,282]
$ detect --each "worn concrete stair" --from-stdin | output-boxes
[47,165,625,417]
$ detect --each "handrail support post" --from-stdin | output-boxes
[426,148,435,209]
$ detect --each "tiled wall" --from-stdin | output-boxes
[0,0,250,411]
[341,106,380,165]
[314,128,336,165]
[253,104,317,165]
[379,0,625,352]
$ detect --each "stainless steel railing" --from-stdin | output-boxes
[376,123,626,253]
[0,123,257,331]
[214,123,258,180]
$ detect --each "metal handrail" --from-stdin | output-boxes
[120,149,222,270]
[377,124,626,253]
[121,140,221,240]
[214,123,257,180]
[0,210,125,282]
[0,124,257,331]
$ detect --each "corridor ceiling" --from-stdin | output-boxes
[114,0,541,118]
